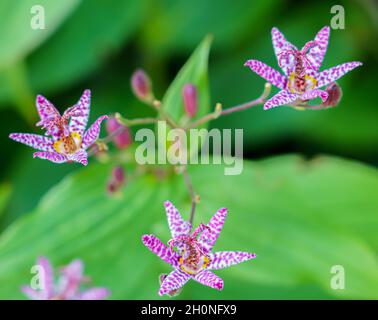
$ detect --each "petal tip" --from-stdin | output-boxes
[164,201,173,208]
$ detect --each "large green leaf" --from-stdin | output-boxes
[162,35,211,124]
[0,155,377,299]
[0,0,80,70]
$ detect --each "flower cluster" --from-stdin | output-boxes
[9,90,108,165]
[142,201,256,296]
[22,257,110,300]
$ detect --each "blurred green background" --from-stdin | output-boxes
[0,0,377,299]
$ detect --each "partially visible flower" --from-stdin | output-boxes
[106,117,132,149]
[321,82,342,107]
[182,84,198,118]
[107,166,126,194]
[142,201,256,296]
[131,69,153,102]
[9,90,108,166]
[21,257,110,300]
[244,26,362,110]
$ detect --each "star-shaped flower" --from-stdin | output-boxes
[142,201,256,296]
[21,257,110,300]
[9,90,108,165]
[244,26,362,110]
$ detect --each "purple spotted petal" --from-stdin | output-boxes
[67,149,88,166]
[82,115,108,149]
[158,269,191,296]
[35,95,60,124]
[33,151,68,163]
[37,257,55,299]
[316,61,363,88]
[193,270,224,290]
[61,259,84,281]
[9,133,54,152]
[207,251,256,270]
[300,89,328,102]
[164,201,191,239]
[21,286,44,300]
[77,288,110,300]
[271,27,297,75]
[142,234,180,268]
[244,60,287,90]
[306,26,330,71]
[264,90,298,110]
[69,89,91,135]
[198,208,227,253]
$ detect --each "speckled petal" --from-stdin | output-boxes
[37,257,55,299]
[198,208,227,253]
[316,61,363,88]
[9,133,54,152]
[193,270,224,290]
[307,26,330,71]
[82,115,108,149]
[264,90,298,110]
[300,89,328,102]
[67,149,88,166]
[61,259,84,281]
[21,286,44,300]
[142,234,180,268]
[164,201,191,239]
[244,60,287,90]
[207,251,256,270]
[158,269,191,296]
[69,89,91,135]
[77,288,110,300]
[33,151,68,163]
[271,27,297,75]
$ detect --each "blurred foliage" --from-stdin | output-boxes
[0,0,377,299]
[0,156,377,299]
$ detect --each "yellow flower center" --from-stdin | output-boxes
[288,72,317,94]
[53,132,82,155]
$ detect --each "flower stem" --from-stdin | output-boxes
[181,166,197,226]
[187,83,271,129]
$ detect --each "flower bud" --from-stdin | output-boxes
[112,166,125,185]
[322,82,342,107]
[106,117,132,149]
[182,83,198,118]
[131,69,152,101]
[107,166,126,194]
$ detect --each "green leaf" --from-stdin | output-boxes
[0,0,80,70]
[0,183,12,220]
[0,155,377,299]
[162,35,211,124]
[27,0,146,94]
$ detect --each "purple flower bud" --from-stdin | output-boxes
[112,166,125,185]
[106,117,132,149]
[131,69,152,101]
[182,83,198,117]
[322,82,343,107]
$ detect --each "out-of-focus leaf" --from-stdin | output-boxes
[0,0,80,70]
[0,155,377,299]
[162,35,211,124]
[0,184,12,220]
[142,0,278,54]
[27,0,146,94]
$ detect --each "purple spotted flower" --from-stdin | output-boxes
[21,257,110,300]
[9,90,108,165]
[245,26,362,110]
[142,201,256,296]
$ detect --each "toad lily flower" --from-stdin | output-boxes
[21,257,110,300]
[244,26,362,109]
[142,201,256,296]
[9,90,108,165]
